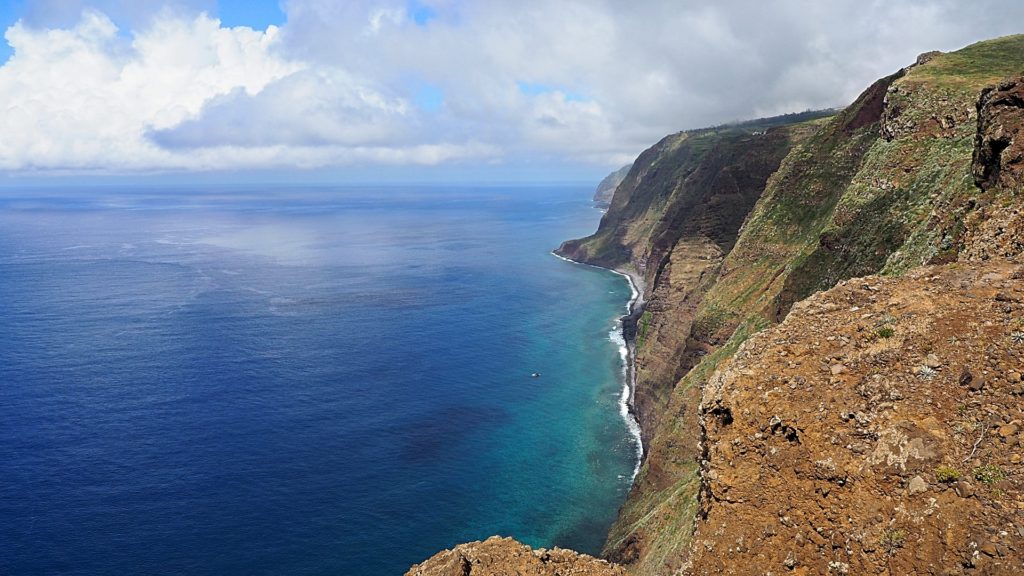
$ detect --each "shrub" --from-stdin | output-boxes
[879,527,907,555]
[877,327,895,339]
[934,465,961,483]
[973,464,1006,485]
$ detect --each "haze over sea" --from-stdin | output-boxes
[0,185,639,576]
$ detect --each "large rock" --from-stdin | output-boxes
[405,536,625,576]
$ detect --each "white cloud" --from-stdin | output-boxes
[150,69,413,148]
[0,9,297,170]
[1,0,1023,174]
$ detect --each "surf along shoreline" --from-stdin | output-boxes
[551,251,645,480]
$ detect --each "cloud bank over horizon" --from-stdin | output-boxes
[0,0,1022,176]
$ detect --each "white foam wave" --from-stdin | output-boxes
[553,251,644,482]
[609,324,643,481]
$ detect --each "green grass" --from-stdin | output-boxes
[636,310,653,348]
[913,34,1024,85]
[691,303,732,338]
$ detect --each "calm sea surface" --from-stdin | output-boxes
[0,185,638,575]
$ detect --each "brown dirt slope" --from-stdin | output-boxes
[406,536,626,576]
[693,261,1024,575]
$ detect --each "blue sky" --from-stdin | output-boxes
[217,0,285,28]
[0,0,286,62]
[0,1,23,61]
[0,1,1021,183]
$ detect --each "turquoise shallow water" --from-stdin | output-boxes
[0,185,639,575]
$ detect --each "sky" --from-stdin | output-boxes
[0,0,1021,183]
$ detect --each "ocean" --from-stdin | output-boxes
[0,185,640,575]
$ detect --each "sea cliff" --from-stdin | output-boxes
[408,34,1024,575]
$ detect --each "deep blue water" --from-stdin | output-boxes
[0,185,639,576]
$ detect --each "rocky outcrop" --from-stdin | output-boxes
[973,77,1024,191]
[961,77,1024,264]
[405,536,625,576]
[594,164,633,205]
[692,261,1024,575]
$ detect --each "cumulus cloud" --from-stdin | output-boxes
[1,0,1023,174]
[150,70,413,148]
[0,9,296,170]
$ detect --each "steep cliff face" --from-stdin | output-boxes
[602,71,897,575]
[409,34,1024,576]
[600,35,1024,576]
[594,164,633,205]
[558,112,833,283]
[557,115,826,446]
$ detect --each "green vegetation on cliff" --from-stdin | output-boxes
[558,111,832,282]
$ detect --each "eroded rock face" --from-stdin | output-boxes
[405,536,625,576]
[691,261,1024,575]
[962,77,1024,262]
[973,76,1024,191]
